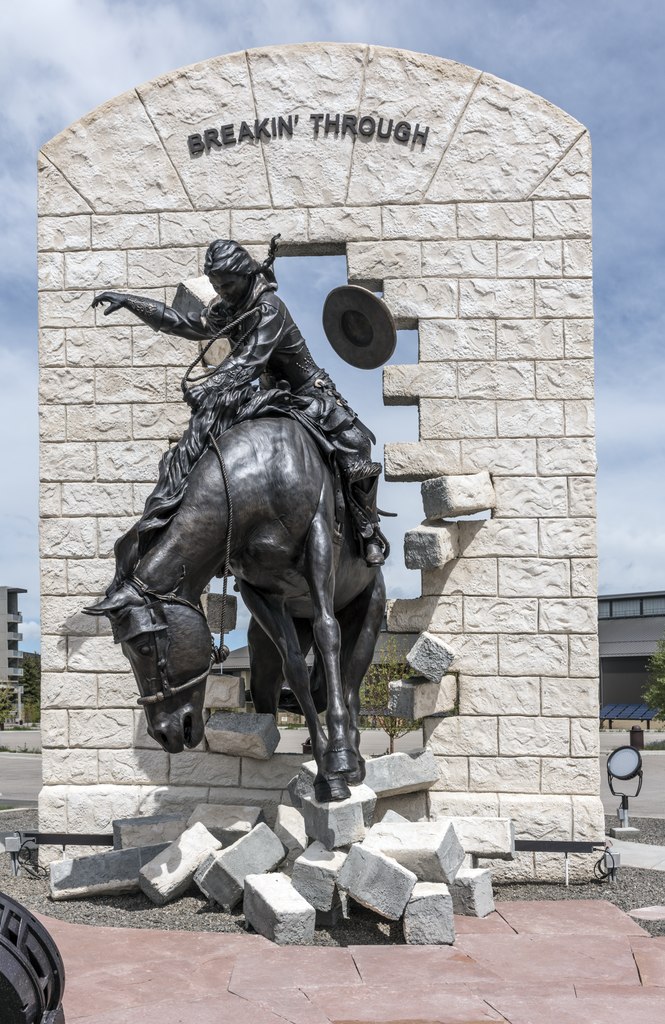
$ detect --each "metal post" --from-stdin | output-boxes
[564,852,569,887]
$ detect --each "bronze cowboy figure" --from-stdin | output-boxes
[92,236,390,567]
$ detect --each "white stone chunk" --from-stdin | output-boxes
[338,844,417,921]
[243,872,316,945]
[50,843,168,900]
[205,711,280,760]
[388,676,457,719]
[112,813,188,850]
[381,810,409,824]
[363,753,436,802]
[274,804,308,866]
[139,823,222,906]
[194,823,285,909]
[403,882,455,945]
[446,817,515,859]
[286,763,316,809]
[291,841,348,911]
[363,820,465,883]
[404,524,458,570]
[450,867,495,917]
[422,471,496,519]
[301,785,376,850]
[186,803,264,845]
[407,632,456,682]
[204,674,245,710]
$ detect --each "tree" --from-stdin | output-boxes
[359,637,422,753]
[644,634,665,718]
[21,652,41,723]
[0,685,15,728]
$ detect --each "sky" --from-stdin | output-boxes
[1,0,664,652]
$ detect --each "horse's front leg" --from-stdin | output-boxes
[239,581,331,788]
[304,512,358,792]
[337,571,387,784]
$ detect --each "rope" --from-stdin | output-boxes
[182,307,261,386]
[209,434,234,664]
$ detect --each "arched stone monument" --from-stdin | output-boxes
[38,43,601,878]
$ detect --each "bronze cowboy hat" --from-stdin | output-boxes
[322,285,396,370]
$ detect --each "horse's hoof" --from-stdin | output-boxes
[344,758,366,785]
[314,776,351,803]
[324,747,358,776]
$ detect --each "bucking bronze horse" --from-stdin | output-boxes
[84,416,386,802]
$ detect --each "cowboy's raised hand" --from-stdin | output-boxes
[91,291,127,314]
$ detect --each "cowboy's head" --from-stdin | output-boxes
[203,236,280,313]
[203,239,258,311]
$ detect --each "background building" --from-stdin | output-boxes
[0,587,25,683]
[599,591,665,705]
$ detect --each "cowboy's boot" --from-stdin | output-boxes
[347,467,387,567]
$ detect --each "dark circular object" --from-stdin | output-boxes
[607,745,642,781]
[322,285,396,369]
[0,891,66,1023]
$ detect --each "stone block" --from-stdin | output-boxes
[497,240,562,277]
[459,278,533,318]
[459,675,540,716]
[386,595,462,633]
[381,810,408,824]
[469,757,540,794]
[387,676,457,719]
[426,716,498,757]
[194,823,286,909]
[291,841,348,911]
[243,872,316,945]
[113,813,188,850]
[204,674,245,710]
[374,791,429,823]
[139,823,222,906]
[286,762,316,809]
[50,843,168,900]
[422,557,498,598]
[363,820,465,883]
[535,279,593,317]
[363,750,439,797]
[407,632,456,682]
[383,277,457,328]
[442,817,515,859]
[457,202,533,239]
[403,882,455,945]
[404,524,458,570]
[457,360,535,400]
[338,844,416,921]
[450,868,495,917]
[498,558,569,597]
[384,441,462,482]
[274,804,307,866]
[205,711,280,759]
[493,476,568,518]
[498,634,568,676]
[422,240,496,277]
[533,133,591,199]
[186,803,264,845]
[534,199,592,238]
[301,785,375,849]
[499,716,569,757]
[384,363,456,405]
[420,398,497,441]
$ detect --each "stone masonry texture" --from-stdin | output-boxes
[38,43,600,883]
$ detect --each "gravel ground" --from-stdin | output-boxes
[2,809,664,942]
[605,814,665,845]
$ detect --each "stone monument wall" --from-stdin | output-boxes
[37,43,601,877]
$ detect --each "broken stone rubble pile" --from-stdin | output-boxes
[48,749,514,945]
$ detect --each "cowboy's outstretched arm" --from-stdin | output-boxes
[91,290,208,341]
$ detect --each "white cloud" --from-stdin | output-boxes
[2,0,665,653]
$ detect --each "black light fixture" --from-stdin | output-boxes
[607,745,643,829]
[0,891,65,1023]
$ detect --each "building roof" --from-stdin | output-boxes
[221,631,417,673]
[599,591,665,601]
[599,615,665,658]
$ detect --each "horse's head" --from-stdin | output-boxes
[84,581,211,753]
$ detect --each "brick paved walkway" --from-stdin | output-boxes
[39,900,665,1023]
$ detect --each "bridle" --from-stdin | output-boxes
[120,576,218,707]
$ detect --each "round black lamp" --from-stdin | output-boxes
[0,891,66,1023]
